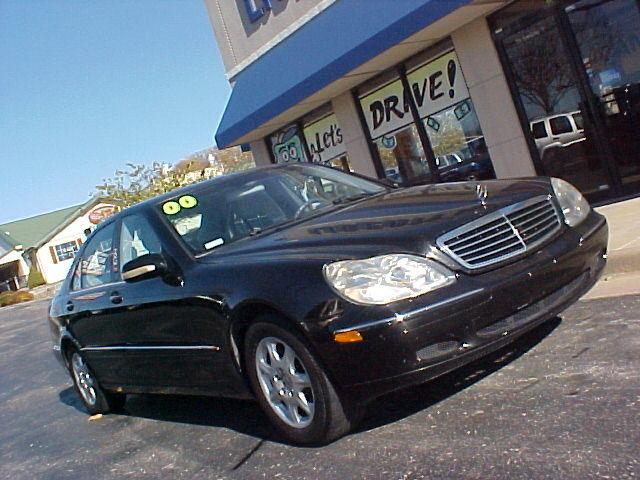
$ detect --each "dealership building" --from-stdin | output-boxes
[206,0,640,203]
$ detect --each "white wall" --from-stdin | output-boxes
[249,139,273,167]
[204,0,335,79]
[0,249,29,277]
[36,203,113,285]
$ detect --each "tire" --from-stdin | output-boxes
[245,316,355,445]
[67,349,126,415]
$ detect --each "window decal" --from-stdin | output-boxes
[162,201,181,215]
[178,195,198,209]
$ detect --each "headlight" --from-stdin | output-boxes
[551,177,590,227]
[323,254,455,305]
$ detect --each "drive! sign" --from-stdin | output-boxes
[360,51,470,139]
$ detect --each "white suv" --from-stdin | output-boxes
[530,111,585,160]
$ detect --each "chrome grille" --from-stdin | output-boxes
[437,195,562,269]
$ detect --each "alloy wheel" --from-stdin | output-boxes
[71,352,97,406]
[254,336,315,429]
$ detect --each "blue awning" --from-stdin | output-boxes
[215,0,472,147]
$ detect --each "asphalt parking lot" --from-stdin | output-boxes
[0,297,638,480]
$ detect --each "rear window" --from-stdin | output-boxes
[572,112,584,130]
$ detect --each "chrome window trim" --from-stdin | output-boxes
[80,345,220,352]
[437,195,562,270]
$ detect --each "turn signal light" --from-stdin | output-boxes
[333,330,363,343]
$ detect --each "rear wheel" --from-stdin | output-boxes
[68,350,126,415]
[245,317,356,445]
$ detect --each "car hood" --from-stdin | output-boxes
[203,178,554,262]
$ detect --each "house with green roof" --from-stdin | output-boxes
[0,198,116,289]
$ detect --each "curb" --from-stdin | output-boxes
[602,248,640,276]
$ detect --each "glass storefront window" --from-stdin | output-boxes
[406,50,495,182]
[422,100,495,182]
[493,7,612,196]
[266,106,351,172]
[567,0,640,188]
[358,46,494,185]
[358,76,431,184]
[327,156,351,172]
[269,124,308,164]
[373,124,428,183]
[302,109,350,171]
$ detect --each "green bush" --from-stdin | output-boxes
[0,290,34,307]
[27,266,45,289]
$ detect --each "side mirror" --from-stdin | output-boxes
[122,253,168,282]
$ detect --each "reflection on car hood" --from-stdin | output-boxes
[203,178,553,260]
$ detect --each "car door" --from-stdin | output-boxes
[97,211,238,395]
[65,221,121,380]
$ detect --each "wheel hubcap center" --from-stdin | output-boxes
[272,370,293,395]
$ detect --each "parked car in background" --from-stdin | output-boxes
[530,111,586,159]
[48,164,607,444]
[436,151,494,182]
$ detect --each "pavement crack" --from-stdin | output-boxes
[572,347,589,359]
[519,379,540,391]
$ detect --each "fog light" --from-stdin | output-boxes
[333,330,363,343]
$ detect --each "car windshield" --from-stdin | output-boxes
[159,165,386,254]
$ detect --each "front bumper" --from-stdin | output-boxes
[317,210,608,404]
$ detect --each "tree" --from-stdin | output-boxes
[95,146,255,209]
[504,11,615,117]
[27,265,45,289]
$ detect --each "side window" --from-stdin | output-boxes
[549,116,573,135]
[79,223,116,289]
[531,121,548,139]
[119,215,162,271]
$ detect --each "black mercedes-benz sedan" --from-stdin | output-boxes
[48,164,608,444]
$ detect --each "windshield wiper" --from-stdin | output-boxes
[332,192,376,205]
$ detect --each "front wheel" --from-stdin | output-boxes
[245,318,356,445]
[68,350,126,415]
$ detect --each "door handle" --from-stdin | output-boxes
[110,292,123,305]
[66,301,74,312]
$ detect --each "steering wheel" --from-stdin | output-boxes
[294,199,330,219]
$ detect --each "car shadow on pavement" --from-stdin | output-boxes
[59,386,275,439]
[58,317,561,447]
[354,317,561,434]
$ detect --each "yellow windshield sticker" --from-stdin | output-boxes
[179,195,198,209]
[162,201,181,215]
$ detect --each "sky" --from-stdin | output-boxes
[0,0,230,224]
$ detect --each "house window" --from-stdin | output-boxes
[53,240,80,262]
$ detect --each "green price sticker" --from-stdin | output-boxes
[162,201,181,215]
[179,195,198,209]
